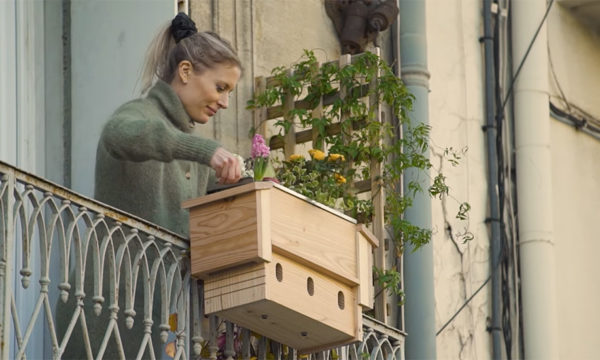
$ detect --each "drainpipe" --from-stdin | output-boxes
[482,0,503,358]
[399,0,436,359]
[511,0,559,358]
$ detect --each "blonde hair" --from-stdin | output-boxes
[140,23,242,94]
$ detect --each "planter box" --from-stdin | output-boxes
[182,182,378,353]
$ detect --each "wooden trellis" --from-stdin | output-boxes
[252,48,399,327]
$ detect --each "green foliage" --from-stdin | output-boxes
[373,266,405,303]
[277,154,346,209]
[247,50,470,296]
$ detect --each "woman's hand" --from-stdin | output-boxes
[210,147,242,184]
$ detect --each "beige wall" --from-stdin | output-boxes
[549,5,600,360]
[427,2,600,359]
[549,5,600,116]
[551,120,600,359]
[189,0,340,157]
[253,0,341,76]
[426,0,492,358]
[189,0,255,157]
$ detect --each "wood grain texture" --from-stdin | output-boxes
[357,231,374,309]
[204,253,360,352]
[255,186,272,261]
[187,183,371,283]
[192,183,373,350]
[205,263,267,313]
[253,76,268,136]
[182,181,273,209]
[283,69,296,159]
[356,223,380,248]
[205,284,266,314]
[204,263,266,296]
[265,254,356,334]
[189,190,265,277]
[269,188,359,285]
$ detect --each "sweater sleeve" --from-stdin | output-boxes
[100,103,220,165]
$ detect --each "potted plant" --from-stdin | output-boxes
[182,173,377,353]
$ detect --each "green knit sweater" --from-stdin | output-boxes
[95,79,220,236]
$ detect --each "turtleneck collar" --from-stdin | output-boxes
[147,80,195,133]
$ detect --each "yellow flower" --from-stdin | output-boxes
[165,341,176,358]
[168,313,178,331]
[334,173,347,184]
[328,153,346,162]
[289,154,304,161]
[308,149,326,161]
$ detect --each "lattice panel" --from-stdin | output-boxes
[251,48,398,325]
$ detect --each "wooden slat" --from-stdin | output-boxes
[353,179,372,194]
[204,265,266,298]
[356,223,379,310]
[338,54,355,201]
[357,224,380,248]
[253,76,268,137]
[283,69,296,158]
[188,190,264,278]
[182,181,273,209]
[269,124,340,150]
[270,188,360,286]
[356,231,374,309]
[264,84,369,121]
[367,47,391,324]
[207,253,360,353]
[255,186,273,265]
[311,61,324,150]
[187,183,364,284]
[268,119,369,150]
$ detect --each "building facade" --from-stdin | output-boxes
[1,0,599,359]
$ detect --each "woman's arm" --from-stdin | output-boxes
[100,105,220,165]
[100,104,241,183]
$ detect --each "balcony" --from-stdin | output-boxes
[0,160,405,359]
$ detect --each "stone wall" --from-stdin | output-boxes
[189,0,340,157]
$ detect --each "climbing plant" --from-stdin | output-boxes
[247,50,470,296]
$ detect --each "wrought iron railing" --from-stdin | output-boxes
[0,161,404,359]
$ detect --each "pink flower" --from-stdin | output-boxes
[251,134,270,181]
[251,134,270,159]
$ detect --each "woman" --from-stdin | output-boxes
[59,13,243,359]
[95,12,243,236]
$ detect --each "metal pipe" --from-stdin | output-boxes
[399,0,436,358]
[482,0,503,358]
[511,0,559,358]
[550,103,600,142]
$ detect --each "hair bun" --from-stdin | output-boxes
[171,12,198,43]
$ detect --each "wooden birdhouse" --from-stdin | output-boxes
[182,181,378,353]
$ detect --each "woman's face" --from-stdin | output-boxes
[176,63,241,124]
